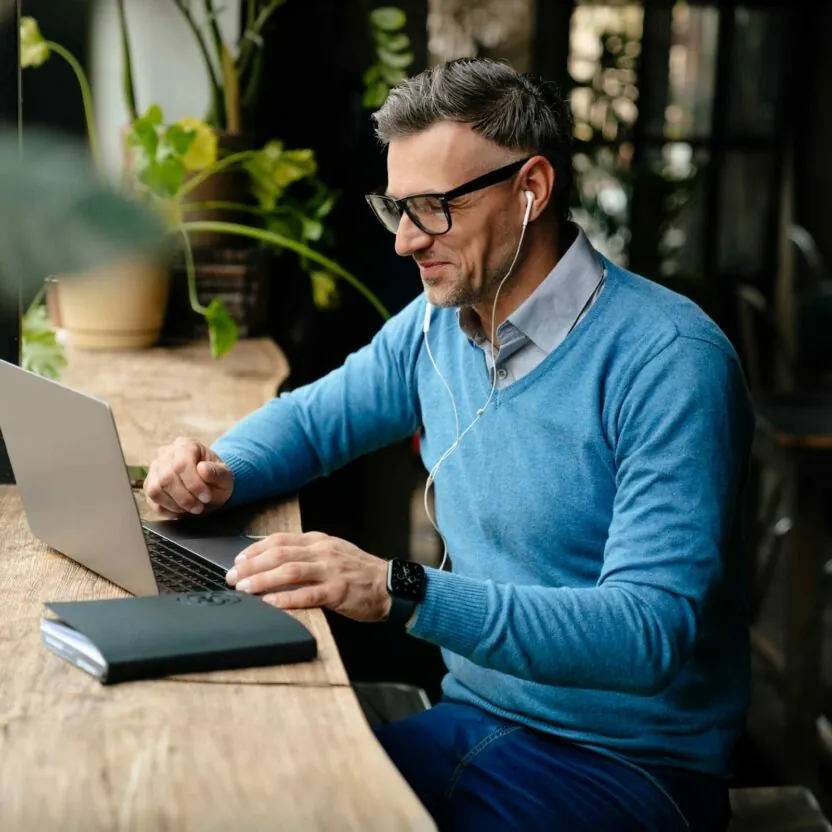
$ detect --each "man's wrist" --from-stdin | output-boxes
[384,559,426,628]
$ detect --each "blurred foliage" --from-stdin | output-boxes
[21,292,67,380]
[363,6,414,108]
[20,16,388,368]
[569,20,704,284]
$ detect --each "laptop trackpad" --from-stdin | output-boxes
[144,519,254,572]
[172,536,252,571]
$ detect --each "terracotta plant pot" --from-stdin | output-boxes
[54,258,170,351]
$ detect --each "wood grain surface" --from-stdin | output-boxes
[0,339,434,831]
[0,679,434,831]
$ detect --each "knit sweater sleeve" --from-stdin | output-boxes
[408,336,754,695]
[210,297,424,507]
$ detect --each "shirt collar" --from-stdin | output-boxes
[458,223,604,354]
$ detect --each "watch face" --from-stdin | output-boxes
[390,560,425,602]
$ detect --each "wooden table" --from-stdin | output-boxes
[0,338,435,831]
[749,393,832,794]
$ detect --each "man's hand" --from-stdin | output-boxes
[144,437,234,518]
[226,532,392,623]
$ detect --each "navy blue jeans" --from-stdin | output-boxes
[375,702,731,831]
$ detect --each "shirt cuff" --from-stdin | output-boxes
[406,567,489,656]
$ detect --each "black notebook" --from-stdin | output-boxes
[41,591,317,684]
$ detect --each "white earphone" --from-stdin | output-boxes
[421,189,534,571]
[523,189,534,226]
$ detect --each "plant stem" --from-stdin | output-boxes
[172,0,225,128]
[241,39,264,109]
[183,200,267,217]
[26,285,45,315]
[180,220,391,320]
[203,0,226,80]
[177,149,257,199]
[46,41,101,169]
[178,226,207,314]
[237,0,285,83]
[115,0,138,121]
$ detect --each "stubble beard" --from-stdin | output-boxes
[423,252,517,311]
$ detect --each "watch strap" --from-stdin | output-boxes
[386,595,417,629]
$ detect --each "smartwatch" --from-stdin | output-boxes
[385,559,426,628]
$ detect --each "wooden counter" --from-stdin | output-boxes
[0,338,435,831]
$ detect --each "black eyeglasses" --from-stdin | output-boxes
[365,156,532,236]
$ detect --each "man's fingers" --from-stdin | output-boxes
[178,459,214,505]
[144,463,186,515]
[262,582,330,610]
[234,532,329,563]
[155,466,205,514]
[231,561,327,595]
[196,459,233,492]
[229,545,317,582]
[146,499,180,520]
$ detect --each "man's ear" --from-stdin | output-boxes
[519,157,555,223]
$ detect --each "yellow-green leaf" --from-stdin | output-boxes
[21,303,66,379]
[245,142,317,211]
[378,47,413,69]
[310,271,340,310]
[20,17,50,68]
[370,7,407,32]
[203,298,238,358]
[176,117,218,171]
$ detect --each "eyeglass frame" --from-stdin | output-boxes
[365,155,534,236]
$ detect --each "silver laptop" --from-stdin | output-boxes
[0,359,256,596]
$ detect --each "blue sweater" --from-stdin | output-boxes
[212,260,755,778]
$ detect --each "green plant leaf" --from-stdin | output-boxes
[265,215,299,249]
[313,192,337,219]
[310,271,340,310]
[20,17,50,68]
[377,47,413,69]
[21,303,67,380]
[203,298,238,358]
[380,33,409,51]
[300,215,324,242]
[379,65,407,86]
[362,65,381,85]
[370,7,406,31]
[363,81,389,109]
[245,141,317,211]
[144,104,164,126]
[164,123,197,157]
[129,120,159,159]
[158,156,186,196]
[372,29,392,47]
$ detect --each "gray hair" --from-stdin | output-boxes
[373,58,574,222]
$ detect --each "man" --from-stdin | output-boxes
[145,59,754,831]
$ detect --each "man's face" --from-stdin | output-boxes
[386,122,526,309]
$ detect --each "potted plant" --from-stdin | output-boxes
[19,11,390,367]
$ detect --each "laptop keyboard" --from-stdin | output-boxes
[143,527,230,594]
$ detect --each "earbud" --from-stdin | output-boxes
[423,302,432,334]
[523,190,534,227]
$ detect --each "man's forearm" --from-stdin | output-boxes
[407,567,697,695]
[211,298,425,507]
